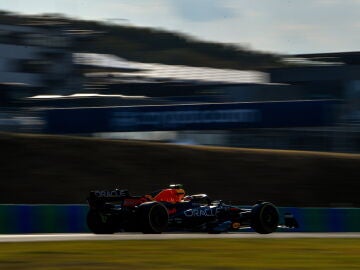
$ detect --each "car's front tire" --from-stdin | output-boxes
[251,202,279,234]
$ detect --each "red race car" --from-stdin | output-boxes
[87,184,298,234]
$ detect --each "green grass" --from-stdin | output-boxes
[0,239,359,269]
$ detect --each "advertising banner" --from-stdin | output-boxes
[44,100,338,134]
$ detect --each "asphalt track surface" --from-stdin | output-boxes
[0,233,359,242]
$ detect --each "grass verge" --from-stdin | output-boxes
[0,239,359,269]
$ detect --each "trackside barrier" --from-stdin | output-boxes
[44,100,338,134]
[0,205,88,234]
[0,205,359,234]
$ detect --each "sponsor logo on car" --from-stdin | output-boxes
[94,190,128,197]
[184,206,222,217]
[123,198,146,207]
[168,208,177,215]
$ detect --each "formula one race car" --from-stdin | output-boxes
[86,185,298,234]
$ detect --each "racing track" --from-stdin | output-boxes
[1,233,359,242]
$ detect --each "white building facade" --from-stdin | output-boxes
[0,23,80,97]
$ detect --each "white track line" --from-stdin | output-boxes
[0,233,359,242]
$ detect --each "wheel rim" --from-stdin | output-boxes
[260,205,279,229]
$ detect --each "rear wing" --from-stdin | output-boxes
[87,189,130,208]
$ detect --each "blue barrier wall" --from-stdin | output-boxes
[44,100,338,134]
[0,205,359,234]
[277,207,360,232]
[0,205,88,234]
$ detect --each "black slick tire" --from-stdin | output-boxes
[251,202,279,234]
[138,202,169,234]
[87,210,115,234]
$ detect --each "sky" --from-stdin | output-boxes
[1,0,360,54]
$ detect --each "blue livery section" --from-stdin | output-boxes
[43,100,338,134]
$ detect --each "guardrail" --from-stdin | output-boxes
[0,205,359,234]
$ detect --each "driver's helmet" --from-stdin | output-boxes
[169,184,185,201]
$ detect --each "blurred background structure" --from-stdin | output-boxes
[0,11,359,153]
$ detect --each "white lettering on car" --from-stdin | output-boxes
[184,206,222,217]
[94,190,127,197]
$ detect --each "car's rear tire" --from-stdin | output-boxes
[138,202,168,234]
[251,202,279,234]
[87,210,115,234]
